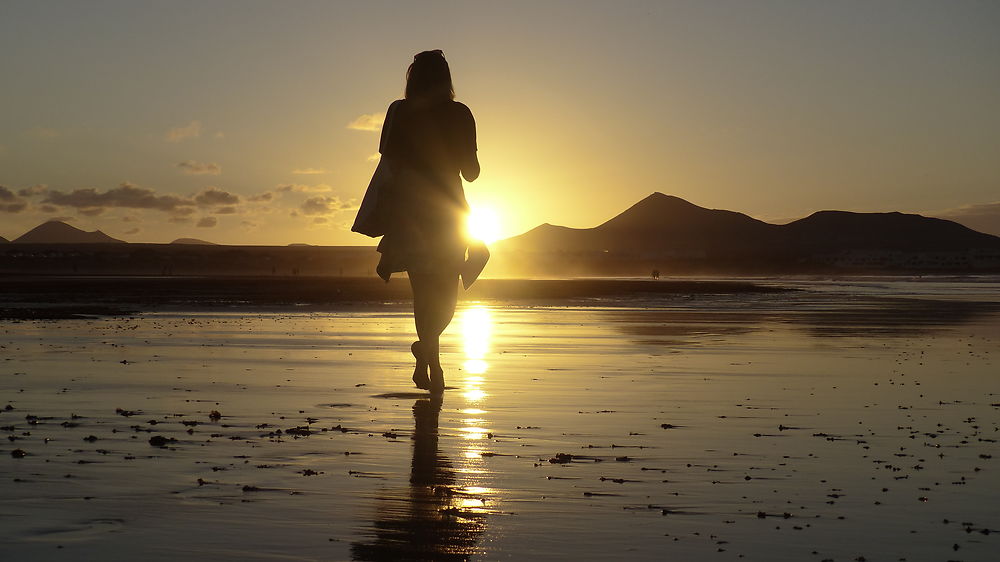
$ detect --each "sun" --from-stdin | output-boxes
[466,206,501,244]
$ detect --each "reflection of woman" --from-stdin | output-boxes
[350,398,485,560]
[376,50,480,393]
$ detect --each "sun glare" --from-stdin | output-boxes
[467,207,501,244]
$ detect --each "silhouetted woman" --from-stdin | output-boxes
[376,50,480,393]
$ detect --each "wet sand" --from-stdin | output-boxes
[1,280,998,560]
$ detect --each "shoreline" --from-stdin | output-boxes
[0,276,791,319]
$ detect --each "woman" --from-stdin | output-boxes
[376,50,480,393]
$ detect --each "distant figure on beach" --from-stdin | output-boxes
[651,269,660,280]
[374,50,481,393]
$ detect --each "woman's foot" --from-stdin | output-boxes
[411,341,430,390]
[428,365,445,394]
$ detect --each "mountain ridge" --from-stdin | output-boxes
[12,221,125,244]
[498,192,1000,264]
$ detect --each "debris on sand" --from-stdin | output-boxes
[549,453,574,464]
[11,448,27,458]
[148,435,177,447]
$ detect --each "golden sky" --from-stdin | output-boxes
[2,1,999,243]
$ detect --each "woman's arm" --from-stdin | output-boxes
[458,103,479,182]
[461,151,480,182]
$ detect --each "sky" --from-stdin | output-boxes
[1,0,998,244]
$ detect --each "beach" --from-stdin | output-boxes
[2,277,998,561]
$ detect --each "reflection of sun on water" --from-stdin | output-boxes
[457,304,493,493]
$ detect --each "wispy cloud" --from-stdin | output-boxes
[17,184,47,197]
[367,153,380,162]
[276,183,332,193]
[347,113,385,132]
[194,187,239,207]
[929,201,1000,237]
[26,127,60,140]
[177,160,222,175]
[292,168,329,175]
[300,196,356,216]
[248,192,274,202]
[214,206,237,215]
[0,185,28,213]
[43,182,193,212]
[196,216,218,228]
[165,120,202,142]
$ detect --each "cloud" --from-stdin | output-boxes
[39,204,59,213]
[26,127,60,139]
[194,187,239,207]
[300,196,355,216]
[17,184,47,197]
[367,153,380,162]
[168,216,191,224]
[347,113,385,131]
[0,202,27,213]
[196,216,218,228]
[292,168,329,175]
[171,207,196,217]
[165,120,202,142]
[214,206,237,215]
[249,192,274,202]
[276,183,332,193]
[43,182,194,212]
[79,207,104,216]
[0,185,28,213]
[930,202,1000,237]
[312,217,329,224]
[124,227,140,235]
[177,160,222,175]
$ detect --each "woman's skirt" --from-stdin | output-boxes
[376,168,468,279]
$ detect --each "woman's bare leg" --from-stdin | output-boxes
[409,273,432,389]
[409,270,459,393]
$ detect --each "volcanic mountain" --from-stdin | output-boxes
[170,238,217,245]
[13,221,126,244]
[498,193,1000,260]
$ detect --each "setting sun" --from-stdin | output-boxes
[467,206,502,244]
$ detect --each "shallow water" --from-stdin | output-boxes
[1,281,998,561]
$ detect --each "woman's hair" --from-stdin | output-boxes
[405,50,455,101]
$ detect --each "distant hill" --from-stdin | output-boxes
[781,210,1000,253]
[496,192,1000,273]
[499,193,783,257]
[13,221,126,244]
[170,238,217,245]
[0,235,7,244]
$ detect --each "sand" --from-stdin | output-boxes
[1,278,998,561]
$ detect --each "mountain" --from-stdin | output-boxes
[499,193,783,257]
[170,238,217,245]
[13,221,126,244]
[781,211,1000,253]
[497,193,1000,272]
[0,235,7,243]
